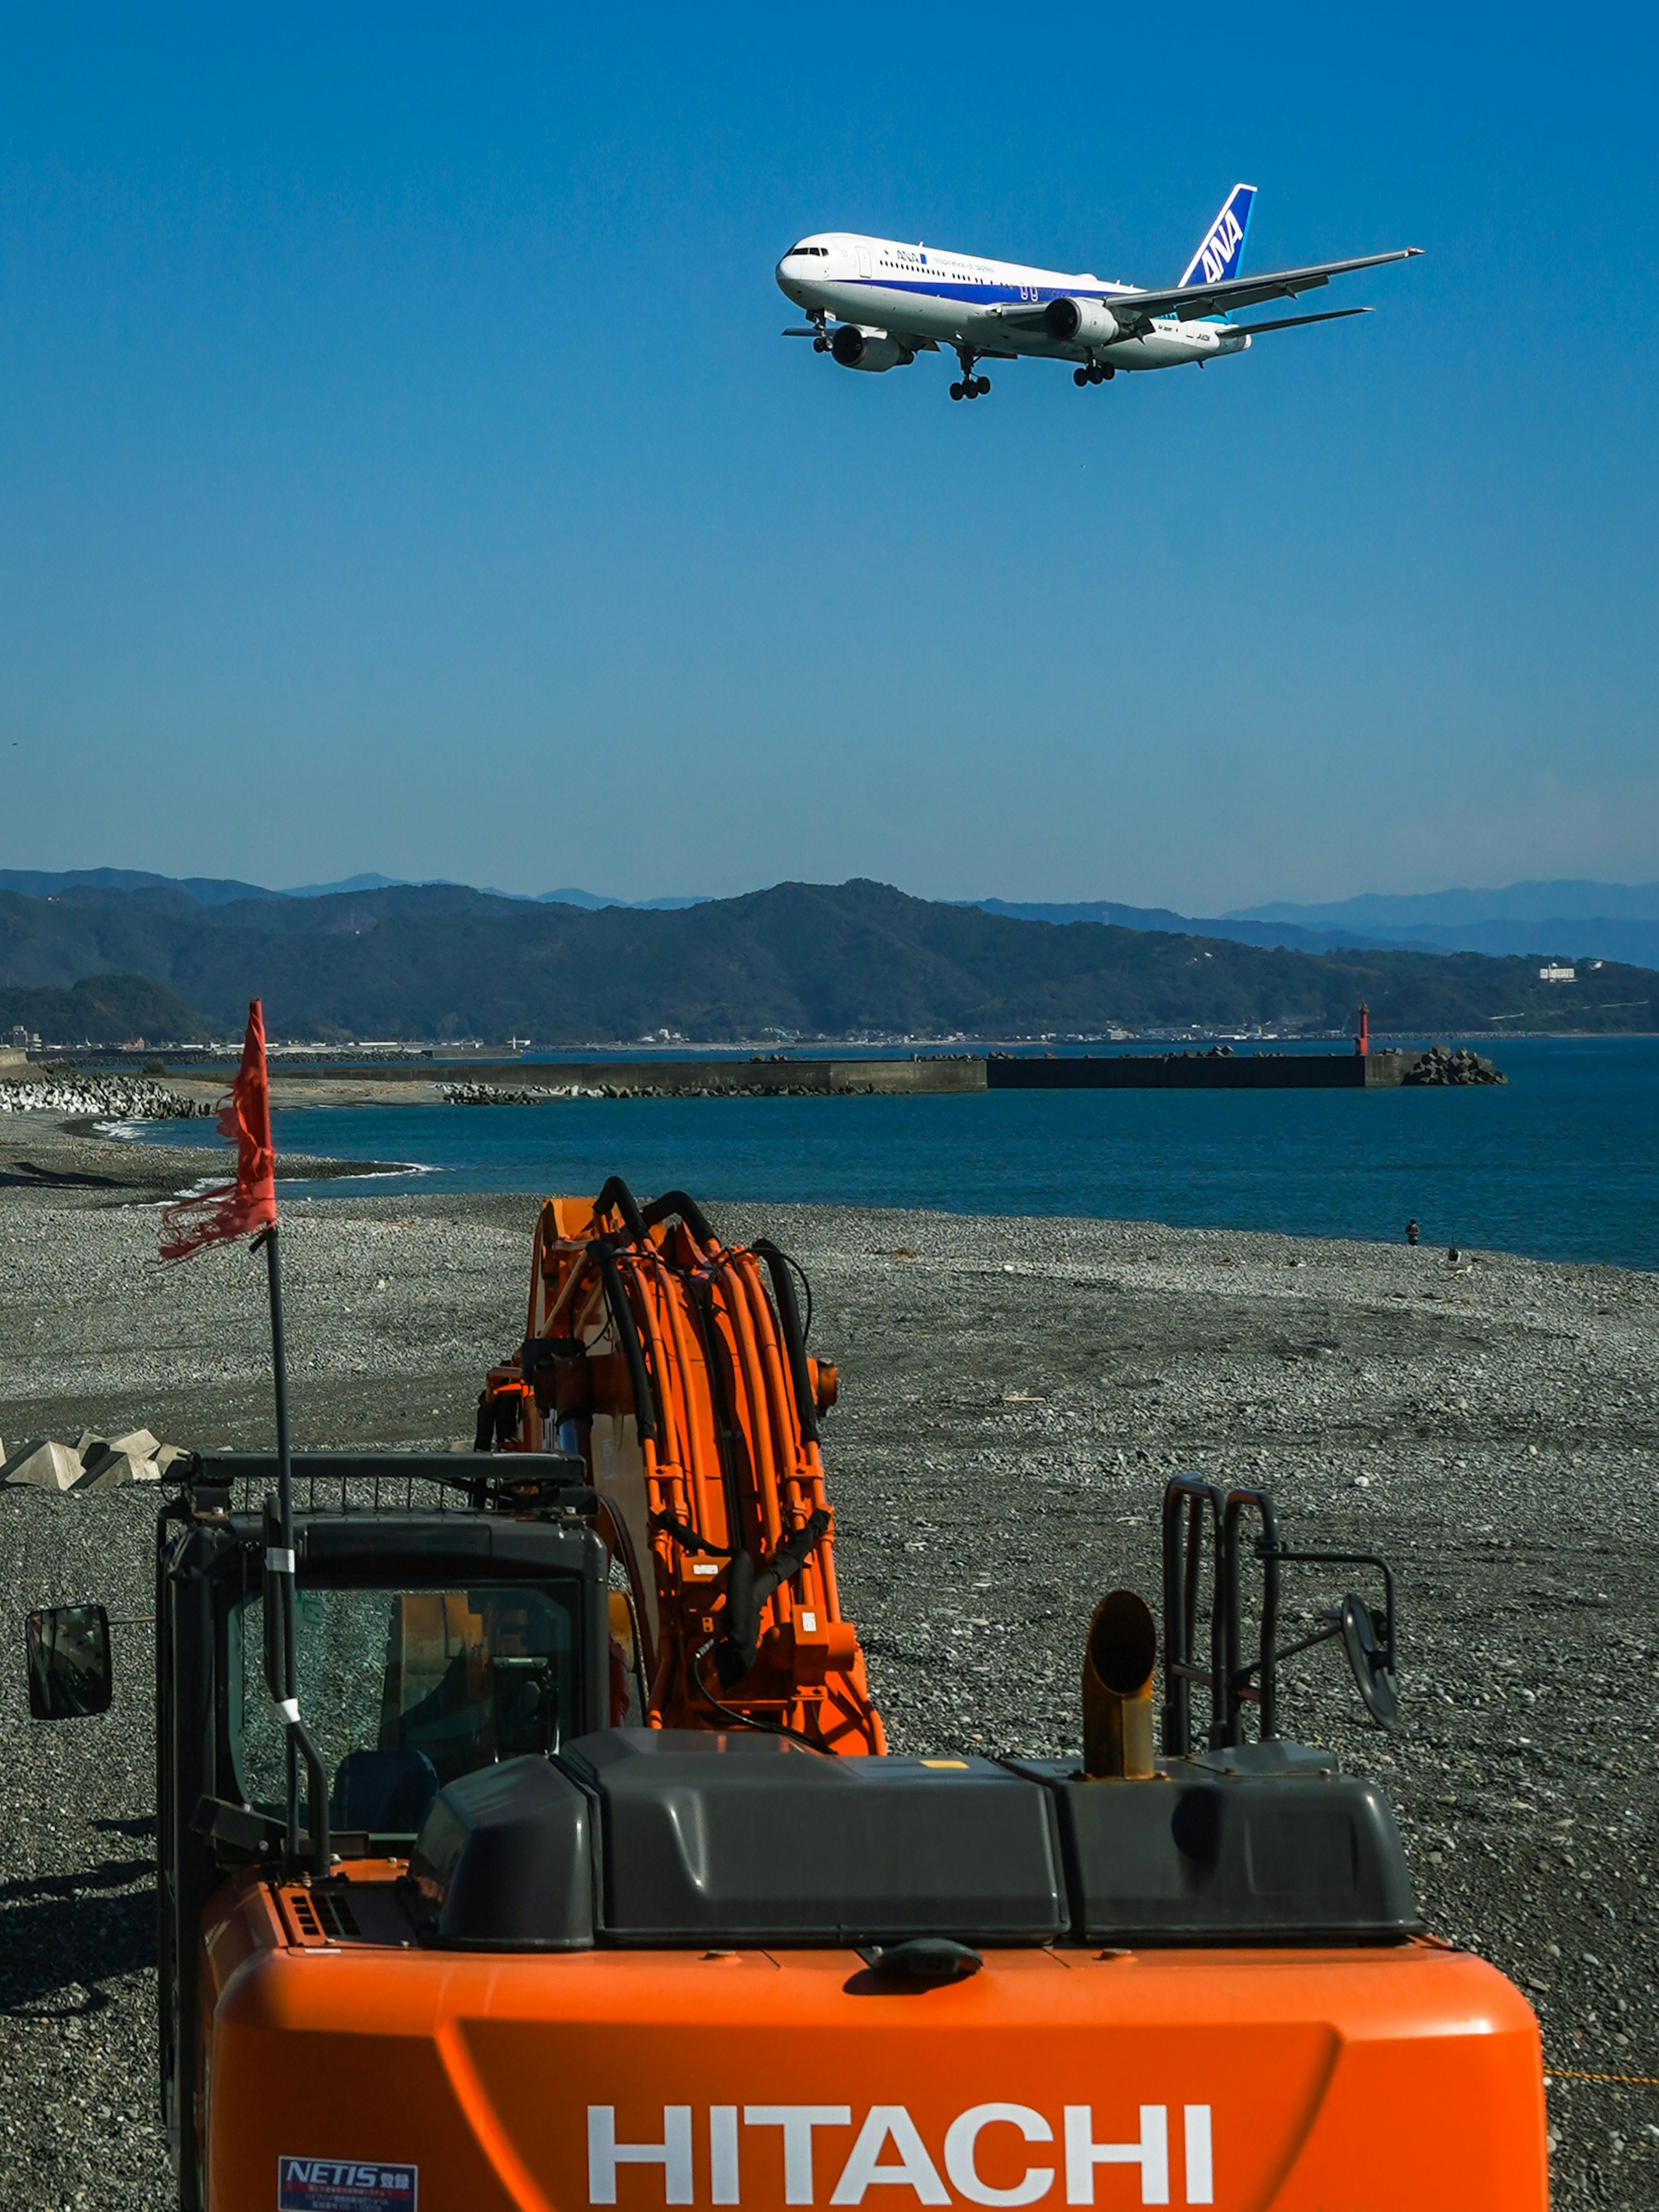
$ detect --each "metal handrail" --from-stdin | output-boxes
[1163,1475,1400,1751]
[1159,1476,1225,1754]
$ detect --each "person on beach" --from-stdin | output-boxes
[1405,1218,1420,1246]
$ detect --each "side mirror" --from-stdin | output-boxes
[26,1604,113,1719]
[1340,1594,1398,1728]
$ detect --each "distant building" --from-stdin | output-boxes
[1538,963,1576,983]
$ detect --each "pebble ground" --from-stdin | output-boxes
[0,1134,1654,2208]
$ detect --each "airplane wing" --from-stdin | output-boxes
[995,247,1420,332]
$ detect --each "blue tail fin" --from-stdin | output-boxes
[1179,183,1257,288]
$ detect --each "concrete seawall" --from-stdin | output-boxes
[987,1049,1418,1090]
[441,1057,991,1098]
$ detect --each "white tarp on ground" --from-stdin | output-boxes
[0,1427,183,1491]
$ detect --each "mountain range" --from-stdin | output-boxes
[0,876,1653,1046]
[0,868,706,912]
[979,884,1659,968]
[6,869,1653,966]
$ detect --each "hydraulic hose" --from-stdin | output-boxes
[588,1240,658,1442]
[593,1176,648,1246]
[716,1509,830,1687]
[753,1240,820,1446]
[640,1189,719,1249]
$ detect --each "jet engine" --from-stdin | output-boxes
[830,326,912,372]
[1044,297,1122,347]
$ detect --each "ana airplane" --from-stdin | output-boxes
[776,184,1420,400]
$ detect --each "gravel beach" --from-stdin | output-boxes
[0,1118,1655,2208]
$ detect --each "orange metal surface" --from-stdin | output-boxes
[484,1190,883,1752]
[202,1877,1547,2212]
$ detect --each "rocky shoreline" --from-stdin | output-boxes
[0,1077,211,1119]
[0,1125,1653,2206]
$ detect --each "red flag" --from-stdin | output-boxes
[158,999,278,1262]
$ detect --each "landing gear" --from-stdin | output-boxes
[1074,360,1117,388]
[951,351,991,401]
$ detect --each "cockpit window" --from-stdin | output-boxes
[789,244,826,257]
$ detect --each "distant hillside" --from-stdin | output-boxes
[972,897,1398,955]
[0,880,1652,1044]
[978,893,1659,970]
[1227,877,1659,963]
[0,867,275,906]
[0,973,210,1046]
[1233,877,1659,927]
[0,866,709,912]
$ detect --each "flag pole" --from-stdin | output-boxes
[257,1221,301,1862]
[160,998,327,1876]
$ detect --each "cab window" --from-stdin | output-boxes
[229,1580,579,1837]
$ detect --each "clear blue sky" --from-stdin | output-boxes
[1,3,1653,911]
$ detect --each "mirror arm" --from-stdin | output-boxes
[1236,1618,1344,1680]
[1258,1545,1396,1671]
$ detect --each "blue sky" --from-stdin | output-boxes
[1,3,1653,911]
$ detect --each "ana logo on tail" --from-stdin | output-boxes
[1179,185,1257,289]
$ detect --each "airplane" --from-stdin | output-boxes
[776,184,1420,400]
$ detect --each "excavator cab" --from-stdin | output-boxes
[146,1450,610,2209]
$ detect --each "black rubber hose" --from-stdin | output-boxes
[588,1240,658,1442]
[753,1241,819,1446]
[651,1510,734,1557]
[593,1176,648,1246]
[639,1189,719,1247]
[715,1508,829,1686]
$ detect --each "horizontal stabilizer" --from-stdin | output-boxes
[782,326,822,337]
[1233,306,1371,335]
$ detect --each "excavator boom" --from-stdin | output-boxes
[480,1179,883,1751]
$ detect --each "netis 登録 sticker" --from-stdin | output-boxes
[278,2157,417,2212]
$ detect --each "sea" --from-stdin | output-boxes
[133,1037,1659,1273]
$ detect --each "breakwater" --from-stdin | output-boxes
[437,1058,988,1100]
[436,1047,1504,1101]
[986,1046,1504,1090]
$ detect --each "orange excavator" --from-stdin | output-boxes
[24,1178,1548,2211]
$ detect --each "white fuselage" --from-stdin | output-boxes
[775,232,1251,370]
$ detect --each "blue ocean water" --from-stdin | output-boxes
[138,1037,1659,1271]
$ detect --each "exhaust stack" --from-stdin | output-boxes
[1082,1589,1157,1778]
